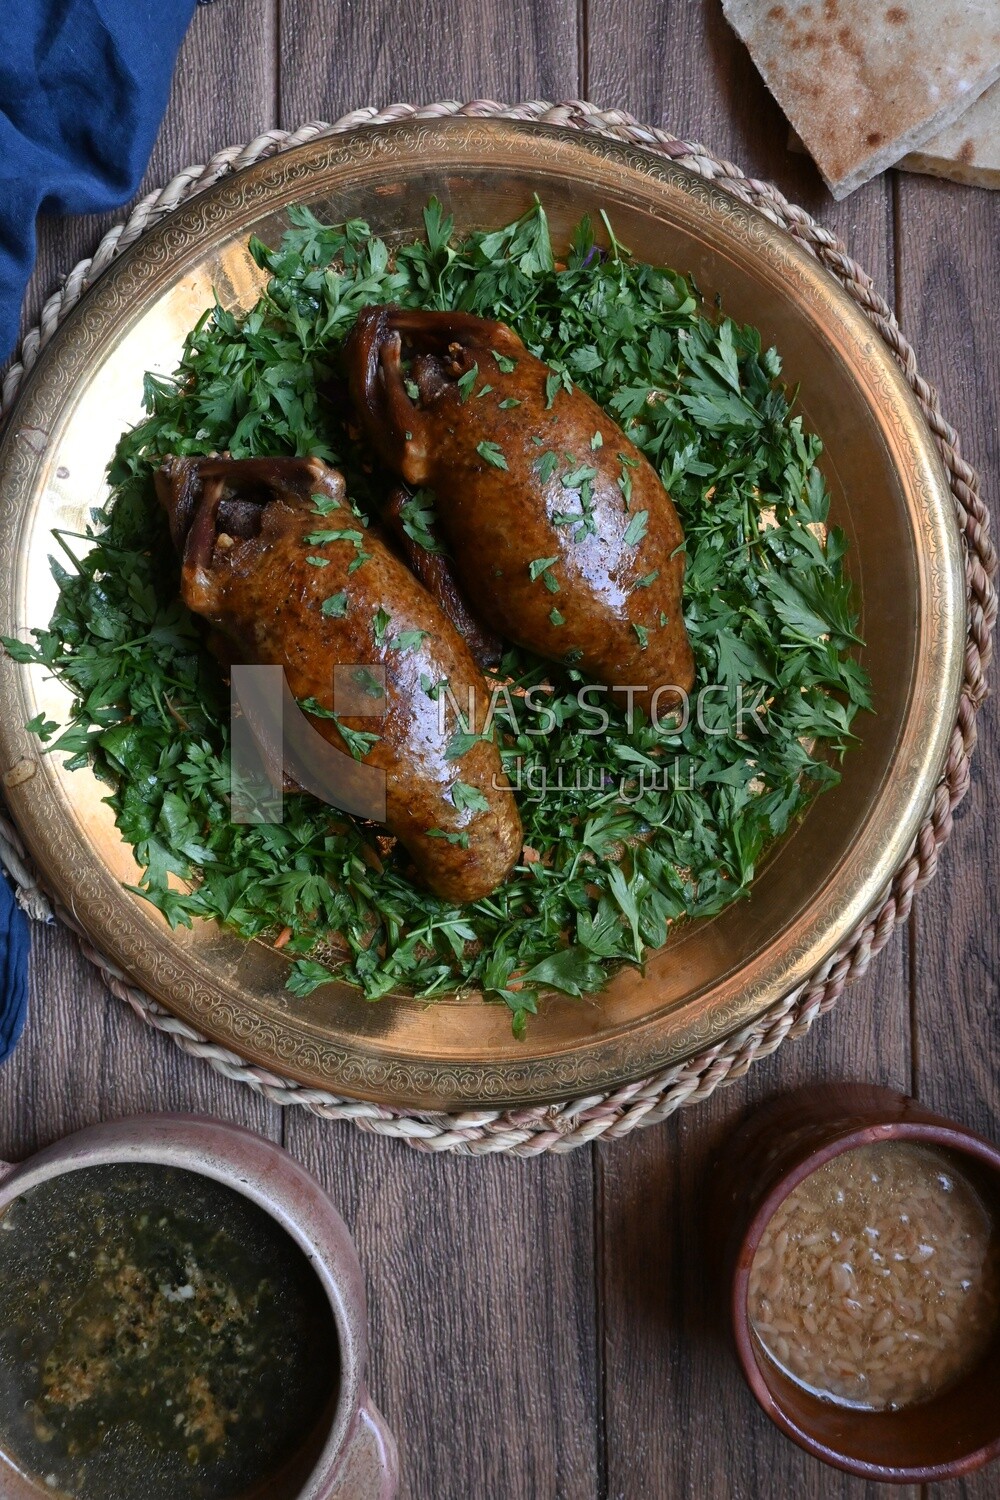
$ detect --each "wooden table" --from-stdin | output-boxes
[8,3,998,1497]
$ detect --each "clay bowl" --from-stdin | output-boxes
[0,1115,397,1500]
[714,1084,1000,1483]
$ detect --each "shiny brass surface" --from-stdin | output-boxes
[0,121,966,1109]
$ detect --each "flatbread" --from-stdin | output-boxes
[788,80,1000,186]
[904,80,1000,186]
[723,0,1000,198]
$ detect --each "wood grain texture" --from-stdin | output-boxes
[587,0,895,282]
[894,172,1000,1500]
[277,0,580,125]
[0,921,280,1162]
[285,1120,600,1500]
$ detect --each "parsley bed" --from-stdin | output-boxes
[7,201,871,1036]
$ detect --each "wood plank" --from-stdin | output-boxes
[0,919,281,1162]
[285,1125,600,1500]
[278,0,579,127]
[588,4,915,1497]
[17,0,278,350]
[893,172,1000,1500]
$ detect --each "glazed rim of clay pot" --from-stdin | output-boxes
[732,1119,1000,1483]
[0,1116,361,1500]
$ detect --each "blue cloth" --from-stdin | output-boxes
[1,0,197,362]
[0,870,29,1063]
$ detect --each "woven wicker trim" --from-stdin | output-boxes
[0,100,995,1156]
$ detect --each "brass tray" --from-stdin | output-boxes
[0,121,965,1110]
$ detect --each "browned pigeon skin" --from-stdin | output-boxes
[383,485,503,669]
[154,455,522,903]
[346,306,695,719]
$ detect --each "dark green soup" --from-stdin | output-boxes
[0,1163,339,1499]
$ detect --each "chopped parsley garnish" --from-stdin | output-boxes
[534,450,559,483]
[398,489,444,554]
[450,781,491,813]
[321,591,348,617]
[562,464,597,489]
[304,527,365,547]
[549,607,566,626]
[389,629,430,652]
[298,700,381,759]
[333,718,381,760]
[623,510,649,547]
[476,440,508,470]
[7,198,869,1038]
[426,828,471,848]
[311,492,342,516]
[528,556,560,593]
[457,363,479,401]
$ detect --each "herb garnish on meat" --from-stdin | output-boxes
[4,201,870,1035]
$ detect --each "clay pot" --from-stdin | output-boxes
[713,1083,1000,1483]
[0,1113,398,1500]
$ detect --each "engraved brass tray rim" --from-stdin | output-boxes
[0,120,966,1109]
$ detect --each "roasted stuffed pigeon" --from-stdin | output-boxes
[154,455,522,903]
[346,306,695,720]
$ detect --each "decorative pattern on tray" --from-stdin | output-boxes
[0,100,994,1155]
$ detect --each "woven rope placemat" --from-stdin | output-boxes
[0,100,995,1156]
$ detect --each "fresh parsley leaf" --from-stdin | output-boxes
[426,828,471,848]
[623,510,649,546]
[389,629,430,652]
[450,781,490,813]
[398,489,445,553]
[457,363,479,401]
[311,492,342,516]
[286,959,336,997]
[476,440,508,470]
[534,450,559,483]
[321,591,348,617]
